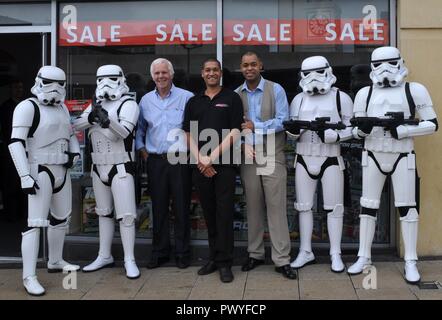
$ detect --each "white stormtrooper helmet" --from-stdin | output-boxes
[370,46,408,88]
[31,66,66,106]
[95,64,129,101]
[299,56,336,95]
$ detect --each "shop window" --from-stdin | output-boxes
[59,0,393,245]
[58,1,217,238]
[0,3,51,26]
[222,0,392,244]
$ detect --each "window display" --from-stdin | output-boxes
[58,0,392,245]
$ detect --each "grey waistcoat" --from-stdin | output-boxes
[238,79,286,161]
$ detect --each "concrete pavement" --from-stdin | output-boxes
[1,260,442,300]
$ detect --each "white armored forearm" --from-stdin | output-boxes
[338,127,353,141]
[108,118,133,139]
[108,100,139,139]
[338,91,355,142]
[8,141,30,177]
[73,116,93,131]
[400,82,439,138]
[69,133,81,154]
[8,100,34,177]
[73,105,93,131]
[396,83,438,139]
[396,119,438,139]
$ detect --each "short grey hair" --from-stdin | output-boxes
[150,58,174,78]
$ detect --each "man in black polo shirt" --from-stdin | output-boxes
[183,58,243,283]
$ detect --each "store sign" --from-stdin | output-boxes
[59,19,388,46]
[65,99,91,112]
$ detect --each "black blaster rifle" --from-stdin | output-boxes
[88,96,110,128]
[350,112,419,129]
[283,116,346,135]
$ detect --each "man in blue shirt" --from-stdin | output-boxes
[136,58,194,269]
[236,52,295,279]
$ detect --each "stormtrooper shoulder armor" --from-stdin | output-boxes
[409,82,436,120]
[395,82,438,138]
[12,99,37,129]
[338,90,354,119]
[289,92,304,120]
[118,98,139,126]
[353,86,371,116]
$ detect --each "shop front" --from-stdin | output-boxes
[0,0,398,262]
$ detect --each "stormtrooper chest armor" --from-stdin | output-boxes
[365,85,414,153]
[27,102,70,165]
[296,89,342,157]
[88,99,132,165]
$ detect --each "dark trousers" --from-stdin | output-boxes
[192,166,236,267]
[147,155,191,258]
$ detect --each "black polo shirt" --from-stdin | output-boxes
[183,87,244,166]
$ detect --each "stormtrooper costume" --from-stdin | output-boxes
[287,56,353,273]
[348,47,438,283]
[73,65,140,279]
[8,66,80,296]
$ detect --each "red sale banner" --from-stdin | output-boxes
[59,19,389,47]
[59,20,216,46]
[65,99,91,112]
[224,19,388,45]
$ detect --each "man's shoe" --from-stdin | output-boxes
[146,256,170,269]
[82,255,115,272]
[275,264,297,280]
[176,256,190,269]
[198,261,217,275]
[241,257,265,272]
[219,267,234,283]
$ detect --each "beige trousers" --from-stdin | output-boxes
[240,159,291,267]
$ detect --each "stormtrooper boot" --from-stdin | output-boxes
[291,211,316,269]
[22,228,45,296]
[348,215,376,275]
[327,210,345,273]
[120,219,140,279]
[83,216,115,272]
[47,222,80,273]
[400,210,420,284]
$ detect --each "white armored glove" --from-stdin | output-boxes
[20,175,40,195]
[64,151,80,168]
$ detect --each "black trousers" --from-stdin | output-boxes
[147,155,191,259]
[192,166,236,267]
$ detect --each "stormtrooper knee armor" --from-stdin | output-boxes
[349,47,438,282]
[287,56,354,273]
[8,66,80,296]
[74,65,140,279]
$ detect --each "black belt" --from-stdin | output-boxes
[149,152,188,160]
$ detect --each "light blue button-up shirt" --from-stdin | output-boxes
[235,77,289,144]
[136,84,194,154]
